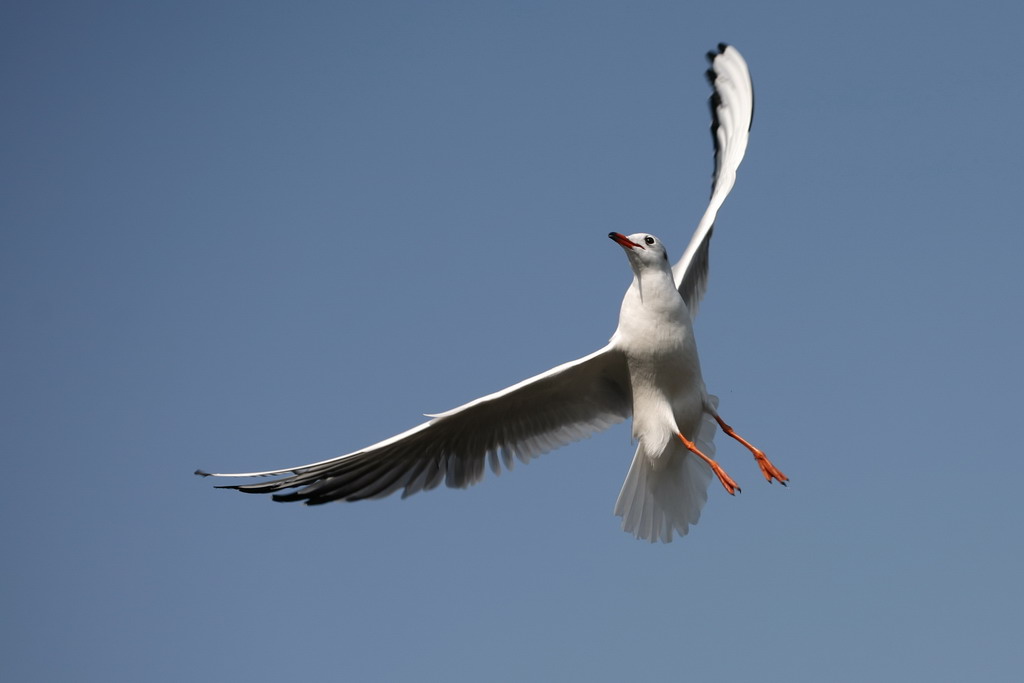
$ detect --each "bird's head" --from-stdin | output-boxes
[608,232,671,274]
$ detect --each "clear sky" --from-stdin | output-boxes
[3,1,1023,681]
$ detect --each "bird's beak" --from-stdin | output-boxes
[608,232,644,249]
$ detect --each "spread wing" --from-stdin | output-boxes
[196,344,631,504]
[673,43,755,317]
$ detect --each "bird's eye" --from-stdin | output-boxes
[644,236,655,246]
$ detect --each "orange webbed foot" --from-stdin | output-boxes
[677,433,742,495]
[714,416,788,486]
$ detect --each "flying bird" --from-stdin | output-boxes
[197,44,786,542]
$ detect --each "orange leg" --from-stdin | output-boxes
[714,416,788,485]
[677,433,741,495]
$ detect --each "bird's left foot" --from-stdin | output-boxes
[714,416,788,485]
[752,449,788,485]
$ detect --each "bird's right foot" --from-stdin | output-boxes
[677,433,741,495]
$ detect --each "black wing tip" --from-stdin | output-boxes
[705,43,755,134]
[707,42,731,62]
[704,42,733,87]
[194,468,212,477]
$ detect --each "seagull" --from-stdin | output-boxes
[196,44,786,542]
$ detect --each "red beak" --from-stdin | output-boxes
[608,232,644,249]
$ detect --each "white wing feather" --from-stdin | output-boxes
[673,44,755,316]
[197,344,631,503]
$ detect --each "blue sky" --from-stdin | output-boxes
[3,1,1023,681]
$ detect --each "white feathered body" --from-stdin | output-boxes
[611,260,717,542]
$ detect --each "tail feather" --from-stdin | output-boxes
[614,406,719,543]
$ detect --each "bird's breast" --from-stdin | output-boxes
[614,274,708,445]
[625,332,706,446]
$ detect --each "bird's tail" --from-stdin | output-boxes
[614,401,719,543]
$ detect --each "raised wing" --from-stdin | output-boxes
[196,344,631,504]
[673,43,755,316]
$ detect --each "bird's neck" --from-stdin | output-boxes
[613,265,692,352]
[629,266,682,309]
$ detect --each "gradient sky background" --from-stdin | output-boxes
[4,1,1023,681]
